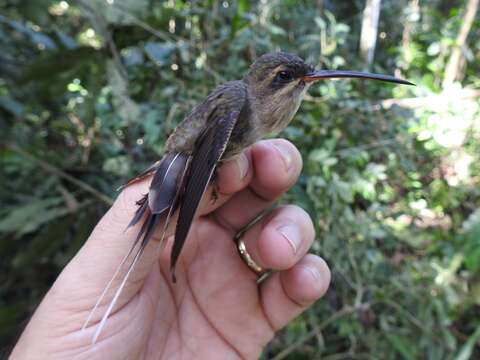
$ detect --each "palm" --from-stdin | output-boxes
[131,217,272,359]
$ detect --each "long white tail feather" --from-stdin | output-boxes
[87,152,188,343]
[158,207,174,251]
[92,247,144,344]
[81,243,138,331]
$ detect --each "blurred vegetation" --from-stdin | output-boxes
[1,0,480,358]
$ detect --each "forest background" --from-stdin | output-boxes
[1,0,480,358]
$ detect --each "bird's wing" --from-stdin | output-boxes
[170,84,247,281]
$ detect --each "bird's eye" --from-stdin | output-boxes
[276,70,293,82]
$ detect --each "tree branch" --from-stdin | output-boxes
[272,304,369,360]
[442,0,479,87]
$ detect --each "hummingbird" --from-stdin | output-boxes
[85,52,412,341]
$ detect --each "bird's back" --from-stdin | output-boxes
[166,80,248,155]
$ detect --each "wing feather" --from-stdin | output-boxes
[170,104,244,281]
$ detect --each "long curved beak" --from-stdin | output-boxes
[303,70,414,86]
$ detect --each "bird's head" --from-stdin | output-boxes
[243,51,413,132]
[245,51,412,97]
[244,52,314,101]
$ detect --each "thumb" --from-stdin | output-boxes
[39,177,164,332]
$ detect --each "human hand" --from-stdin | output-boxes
[11,139,331,360]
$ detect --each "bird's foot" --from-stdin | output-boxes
[211,181,220,204]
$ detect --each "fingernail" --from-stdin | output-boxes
[277,224,300,254]
[304,266,321,281]
[272,142,292,171]
[236,152,249,179]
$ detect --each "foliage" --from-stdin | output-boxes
[1,0,480,358]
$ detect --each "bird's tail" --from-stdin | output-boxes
[82,153,190,343]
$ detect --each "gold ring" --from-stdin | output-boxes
[237,239,265,275]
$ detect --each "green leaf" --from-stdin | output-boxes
[144,42,176,66]
[19,46,102,83]
[267,24,287,37]
[454,324,480,360]
[461,209,480,272]
[231,0,250,34]
[309,149,331,163]
[92,0,149,25]
[0,96,24,117]
[385,333,417,360]
[103,156,130,176]
[335,179,354,203]
[0,198,66,236]
[0,14,56,49]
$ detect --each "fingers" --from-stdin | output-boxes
[212,139,302,232]
[233,203,330,331]
[236,205,315,271]
[260,255,330,331]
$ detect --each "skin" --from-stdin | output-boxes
[11,139,331,360]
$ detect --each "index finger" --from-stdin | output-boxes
[211,139,302,232]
